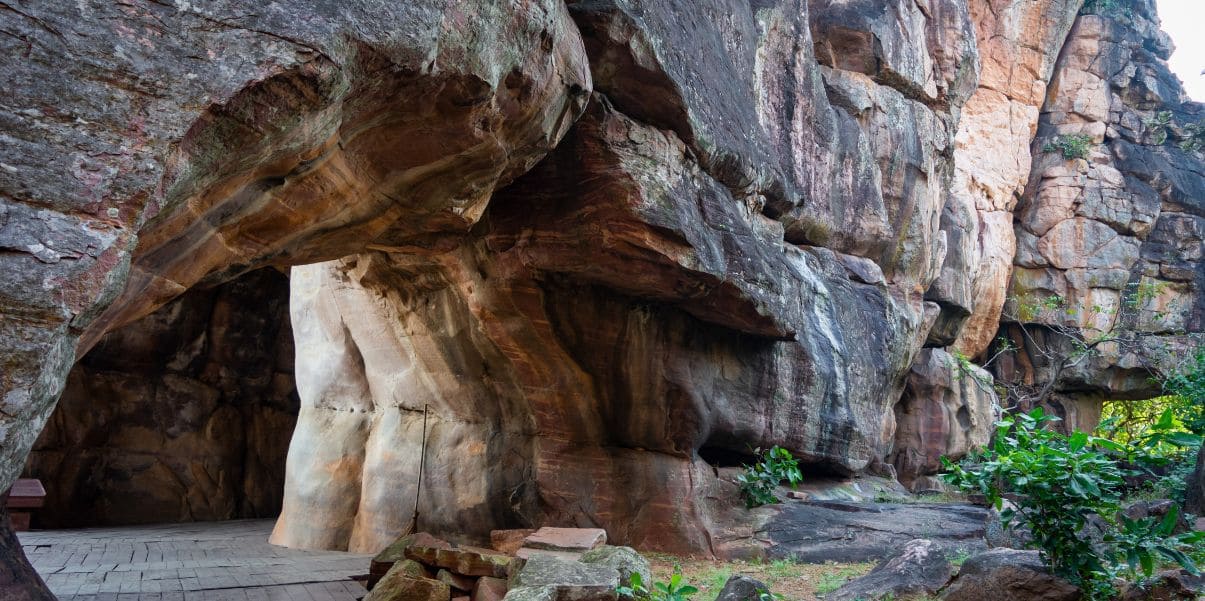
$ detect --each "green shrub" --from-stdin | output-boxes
[1146,111,1172,145]
[1043,134,1093,160]
[618,571,699,601]
[942,408,1201,599]
[1162,346,1205,436]
[1180,123,1205,153]
[1081,0,1132,18]
[737,446,803,508]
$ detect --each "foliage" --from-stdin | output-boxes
[737,446,803,508]
[942,409,1126,594]
[989,280,1182,413]
[1161,346,1205,436]
[1110,506,1205,581]
[1043,134,1093,160]
[1146,111,1172,145]
[1080,0,1132,18]
[1180,123,1205,153]
[942,408,1201,599]
[618,571,699,601]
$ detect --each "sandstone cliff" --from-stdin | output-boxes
[0,1,1201,597]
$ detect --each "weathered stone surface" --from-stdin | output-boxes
[0,507,53,601]
[763,501,988,563]
[941,549,1081,601]
[1,4,1200,599]
[365,574,451,601]
[1119,569,1205,601]
[492,530,538,556]
[271,94,935,554]
[438,569,477,593]
[714,575,772,601]
[507,556,618,601]
[890,349,998,491]
[474,577,510,601]
[995,1,1205,410]
[501,588,556,601]
[827,539,951,601]
[524,529,607,553]
[372,534,454,588]
[406,546,516,579]
[578,547,651,594]
[0,0,591,581]
[941,0,1083,357]
[21,268,297,527]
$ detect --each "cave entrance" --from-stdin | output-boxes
[18,268,298,529]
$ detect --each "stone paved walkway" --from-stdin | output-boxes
[17,519,371,600]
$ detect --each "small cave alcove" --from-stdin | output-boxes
[19,268,299,528]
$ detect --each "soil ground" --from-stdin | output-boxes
[648,554,875,601]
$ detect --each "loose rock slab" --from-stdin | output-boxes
[506,555,619,601]
[407,546,517,579]
[523,528,608,552]
[364,575,450,601]
[372,533,451,588]
[826,539,951,601]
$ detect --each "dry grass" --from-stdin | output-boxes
[646,554,874,601]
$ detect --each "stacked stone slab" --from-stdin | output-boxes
[367,528,644,601]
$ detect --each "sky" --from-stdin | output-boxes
[1157,0,1205,101]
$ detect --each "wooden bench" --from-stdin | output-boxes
[4,479,46,531]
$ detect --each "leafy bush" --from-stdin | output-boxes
[1180,123,1205,153]
[943,409,1124,593]
[1043,134,1093,160]
[1111,506,1203,581]
[617,571,698,601]
[1080,0,1132,18]
[942,408,1201,599]
[1162,346,1205,436]
[737,446,803,508]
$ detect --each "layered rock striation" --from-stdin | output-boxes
[992,0,1205,429]
[0,1,1202,595]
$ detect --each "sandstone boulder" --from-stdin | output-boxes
[579,547,652,595]
[492,531,538,556]
[1119,569,1205,601]
[889,348,998,491]
[365,574,451,601]
[406,546,516,580]
[371,534,451,588]
[763,501,987,563]
[714,575,772,601]
[826,539,952,601]
[523,529,607,553]
[941,549,1080,601]
[507,556,619,601]
[474,577,510,601]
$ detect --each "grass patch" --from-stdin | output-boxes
[649,555,874,601]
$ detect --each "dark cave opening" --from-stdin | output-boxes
[18,268,299,529]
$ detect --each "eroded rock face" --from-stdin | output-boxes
[0,0,591,507]
[889,349,998,491]
[22,269,297,527]
[994,1,1205,417]
[936,0,1082,354]
[0,0,1200,592]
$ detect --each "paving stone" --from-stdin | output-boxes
[18,520,370,601]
